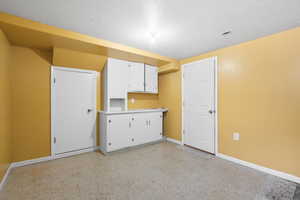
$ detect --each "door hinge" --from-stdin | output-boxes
[53,77,56,84]
[183,130,185,135]
[54,137,57,144]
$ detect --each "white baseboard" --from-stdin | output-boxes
[11,156,52,168]
[0,164,12,191]
[53,147,98,159]
[166,137,182,145]
[217,153,300,184]
[12,146,99,168]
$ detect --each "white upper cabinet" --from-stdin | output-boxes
[103,58,159,112]
[107,58,129,99]
[145,64,158,94]
[128,62,145,92]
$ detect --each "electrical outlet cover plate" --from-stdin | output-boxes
[233,132,240,141]
[131,98,135,104]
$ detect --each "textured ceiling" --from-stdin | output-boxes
[0,0,299,59]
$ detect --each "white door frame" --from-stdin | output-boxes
[51,66,98,158]
[181,56,218,155]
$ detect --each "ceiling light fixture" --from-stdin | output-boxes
[149,31,158,43]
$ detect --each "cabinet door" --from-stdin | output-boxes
[146,112,163,142]
[106,114,131,152]
[107,58,129,98]
[145,65,158,93]
[128,62,145,92]
[130,113,148,146]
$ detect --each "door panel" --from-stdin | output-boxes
[152,67,158,93]
[106,114,131,151]
[143,112,163,143]
[53,68,96,155]
[148,112,163,141]
[128,62,145,92]
[183,57,215,153]
[131,113,148,146]
[131,112,163,146]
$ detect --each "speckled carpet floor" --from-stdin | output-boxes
[0,142,299,200]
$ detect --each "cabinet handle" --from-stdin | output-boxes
[129,122,131,128]
[149,120,151,126]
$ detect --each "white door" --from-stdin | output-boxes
[145,65,158,93]
[183,57,216,154]
[128,62,145,92]
[106,114,131,152]
[107,58,129,98]
[52,67,97,155]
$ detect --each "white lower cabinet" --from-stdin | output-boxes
[131,112,163,146]
[106,114,131,152]
[100,111,163,153]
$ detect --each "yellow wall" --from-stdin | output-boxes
[10,47,52,162]
[179,27,300,177]
[158,70,182,141]
[52,47,107,72]
[0,29,12,181]
[128,93,160,110]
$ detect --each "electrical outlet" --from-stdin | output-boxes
[131,98,135,104]
[233,132,240,141]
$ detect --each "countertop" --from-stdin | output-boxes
[98,108,168,115]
